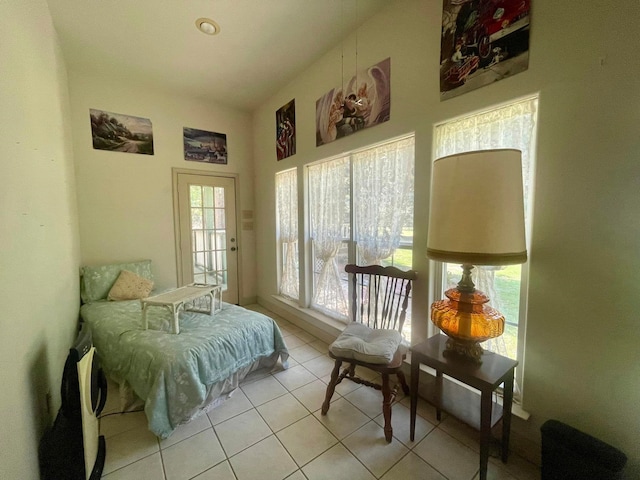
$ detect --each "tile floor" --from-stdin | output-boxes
[99,305,541,480]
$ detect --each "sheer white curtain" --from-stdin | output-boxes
[435,99,536,217]
[309,157,350,318]
[434,97,537,359]
[353,136,415,265]
[276,169,299,300]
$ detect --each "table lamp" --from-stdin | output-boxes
[427,149,527,363]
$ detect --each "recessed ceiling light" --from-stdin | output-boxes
[195,18,220,35]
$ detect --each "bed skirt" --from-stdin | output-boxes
[112,352,283,437]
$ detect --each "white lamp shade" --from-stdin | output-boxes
[427,149,527,265]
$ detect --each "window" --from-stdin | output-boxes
[306,135,415,336]
[433,97,538,397]
[275,168,299,300]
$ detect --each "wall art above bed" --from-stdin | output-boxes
[89,109,154,155]
[183,127,228,164]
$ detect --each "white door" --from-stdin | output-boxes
[175,172,239,304]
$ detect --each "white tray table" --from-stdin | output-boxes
[141,284,222,334]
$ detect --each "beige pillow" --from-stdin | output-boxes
[107,269,154,301]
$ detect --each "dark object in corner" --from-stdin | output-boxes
[541,419,627,480]
[39,324,107,479]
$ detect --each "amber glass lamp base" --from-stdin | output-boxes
[431,284,505,364]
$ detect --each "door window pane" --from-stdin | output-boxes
[214,208,226,229]
[191,208,202,229]
[204,209,214,229]
[190,185,202,207]
[203,186,214,208]
[190,185,228,290]
[214,187,225,208]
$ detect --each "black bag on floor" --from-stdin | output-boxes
[540,419,627,480]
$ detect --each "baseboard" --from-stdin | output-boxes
[239,296,257,306]
[257,295,342,345]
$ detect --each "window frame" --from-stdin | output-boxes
[275,167,300,301]
[276,133,416,337]
[429,96,538,399]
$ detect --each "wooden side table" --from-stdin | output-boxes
[410,334,518,480]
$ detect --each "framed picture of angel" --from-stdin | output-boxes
[315,57,390,147]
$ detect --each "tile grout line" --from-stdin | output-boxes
[102,311,536,480]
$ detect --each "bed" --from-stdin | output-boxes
[79,260,289,439]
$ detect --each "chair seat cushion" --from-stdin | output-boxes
[329,322,402,364]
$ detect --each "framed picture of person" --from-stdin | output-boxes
[276,99,296,160]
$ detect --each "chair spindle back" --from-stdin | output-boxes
[345,264,417,333]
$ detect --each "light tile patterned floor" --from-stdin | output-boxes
[99,304,540,480]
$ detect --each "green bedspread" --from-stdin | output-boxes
[80,300,289,438]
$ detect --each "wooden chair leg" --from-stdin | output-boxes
[381,373,393,442]
[397,370,410,396]
[321,359,342,415]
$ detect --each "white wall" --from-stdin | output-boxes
[252,0,640,473]
[0,1,81,478]
[67,72,258,302]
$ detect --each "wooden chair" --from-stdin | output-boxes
[321,264,417,442]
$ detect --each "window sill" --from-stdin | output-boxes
[261,295,345,344]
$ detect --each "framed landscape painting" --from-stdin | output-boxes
[89,109,154,155]
[440,0,531,100]
[183,127,227,164]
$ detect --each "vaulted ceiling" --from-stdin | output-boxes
[47,0,389,111]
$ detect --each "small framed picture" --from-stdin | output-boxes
[276,99,296,160]
[183,127,227,164]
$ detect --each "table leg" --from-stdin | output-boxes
[479,390,492,480]
[435,370,443,422]
[381,373,393,442]
[502,374,515,463]
[208,291,214,315]
[172,304,181,334]
[410,356,419,441]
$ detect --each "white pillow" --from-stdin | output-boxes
[107,269,154,301]
[329,322,402,364]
